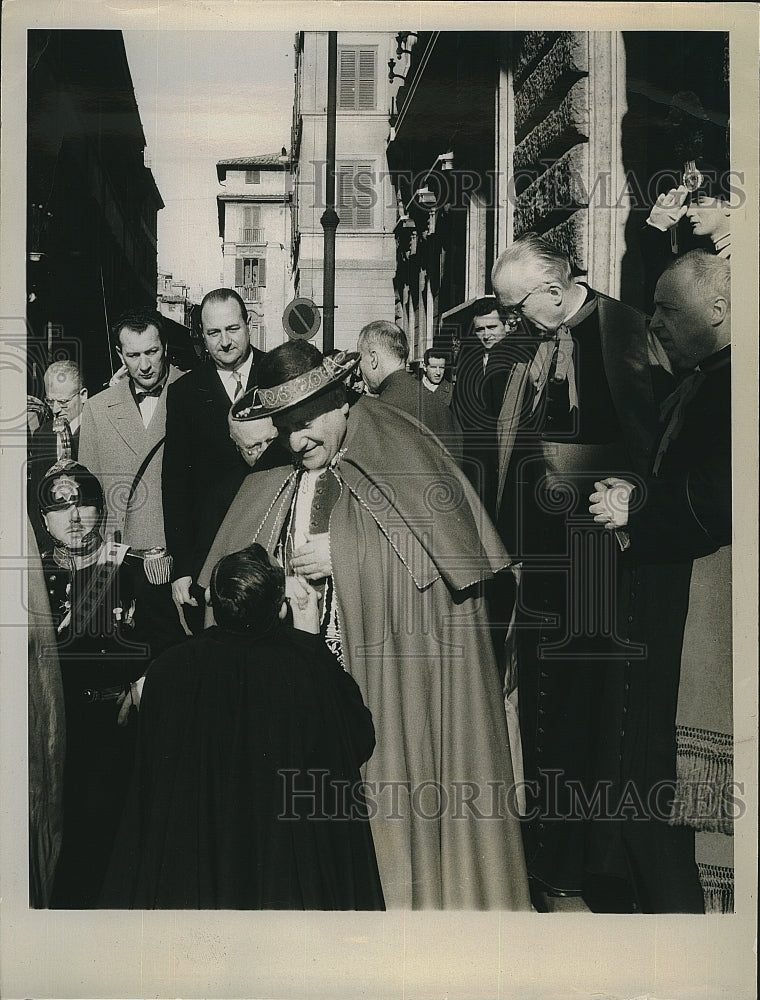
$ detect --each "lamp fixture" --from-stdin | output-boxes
[437,151,454,171]
[388,58,406,84]
[395,31,418,58]
[413,186,437,209]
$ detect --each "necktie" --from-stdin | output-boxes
[652,370,706,475]
[52,415,73,462]
[233,370,244,400]
[528,324,579,413]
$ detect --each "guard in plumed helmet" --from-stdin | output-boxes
[37,460,154,908]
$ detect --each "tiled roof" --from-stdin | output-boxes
[216,153,289,167]
[217,153,290,183]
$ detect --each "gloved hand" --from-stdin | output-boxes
[646,185,689,231]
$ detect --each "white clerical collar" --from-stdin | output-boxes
[560,283,591,327]
[422,375,439,392]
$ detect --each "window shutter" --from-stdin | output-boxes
[337,163,355,227]
[258,258,267,287]
[235,258,243,286]
[243,206,260,228]
[245,170,260,184]
[338,48,356,109]
[357,49,376,109]
[355,163,373,228]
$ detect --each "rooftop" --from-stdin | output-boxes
[217,152,290,182]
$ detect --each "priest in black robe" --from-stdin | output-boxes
[102,543,384,910]
[491,232,672,910]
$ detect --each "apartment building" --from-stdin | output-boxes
[216,152,293,351]
[290,31,404,352]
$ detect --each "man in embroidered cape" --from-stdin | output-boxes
[198,341,530,910]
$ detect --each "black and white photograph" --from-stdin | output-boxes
[1,1,757,998]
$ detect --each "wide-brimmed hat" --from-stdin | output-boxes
[231,350,360,422]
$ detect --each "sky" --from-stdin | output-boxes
[123,30,295,302]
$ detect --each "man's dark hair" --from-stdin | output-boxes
[199,287,249,327]
[471,296,507,321]
[258,340,347,414]
[210,543,285,633]
[112,309,167,351]
[423,347,450,366]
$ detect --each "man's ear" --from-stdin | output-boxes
[80,387,89,401]
[711,295,729,325]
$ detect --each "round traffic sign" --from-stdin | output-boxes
[282,298,321,340]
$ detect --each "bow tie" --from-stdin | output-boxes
[134,383,164,404]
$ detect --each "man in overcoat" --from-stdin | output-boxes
[161,288,270,630]
[79,309,185,653]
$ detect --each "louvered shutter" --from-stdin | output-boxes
[235,258,243,286]
[357,49,376,109]
[243,206,260,228]
[355,163,373,228]
[337,163,355,227]
[258,258,267,287]
[338,48,356,109]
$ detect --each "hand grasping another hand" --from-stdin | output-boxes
[285,574,320,634]
[588,478,636,530]
[289,533,332,581]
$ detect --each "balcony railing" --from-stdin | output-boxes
[236,285,263,303]
[239,228,265,244]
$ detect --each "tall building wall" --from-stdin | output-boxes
[292,31,400,352]
[26,29,165,394]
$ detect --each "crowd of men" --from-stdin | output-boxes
[26,180,733,912]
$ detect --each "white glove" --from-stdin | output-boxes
[646,185,688,232]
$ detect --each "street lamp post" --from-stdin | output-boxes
[320,31,339,353]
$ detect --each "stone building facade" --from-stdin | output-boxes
[386,30,729,362]
[26,29,166,394]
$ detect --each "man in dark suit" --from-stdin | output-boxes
[451,297,513,520]
[356,320,459,457]
[162,288,266,630]
[420,348,454,408]
[28,360,88,547]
